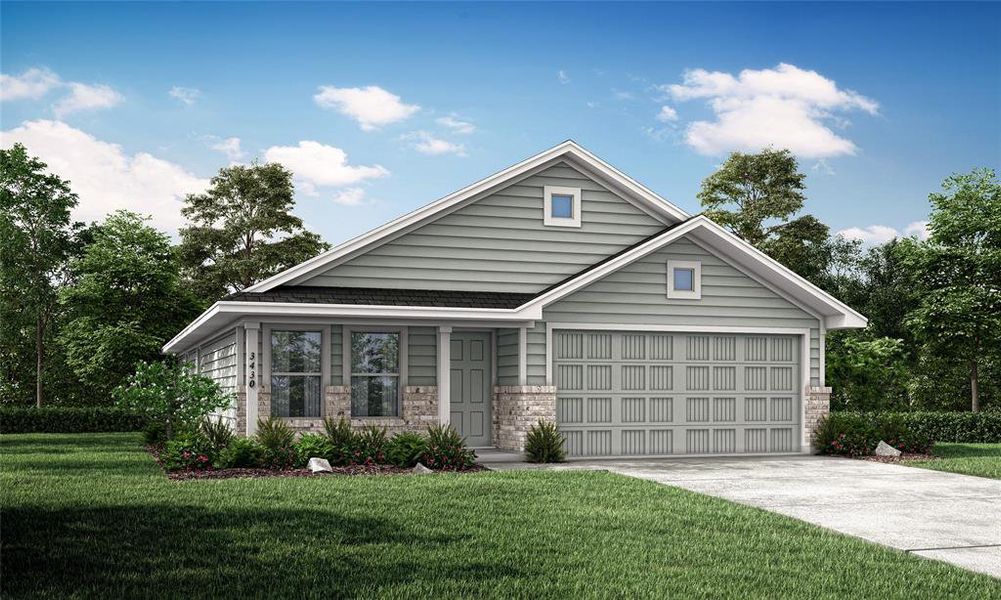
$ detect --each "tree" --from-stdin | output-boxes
[0,144,79,407]
[906,168,1001,412]
[59,211,200,399]
[697,148,849,288]
[178,163,329,305]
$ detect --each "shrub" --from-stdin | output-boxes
[255,418,297,469]
[385,432,427,467]
[216,437,264,469]
[0,406,148,434]
[199,417,235,456]
[353,425,388,464]
[524,421,567,463]
[816,412,934,456]
[114,360,232,440]
[160,431,215,471]
[895,411,1001,443]
[143,422,167,445]
[422,424,476,471]
[322,417,359,465]
[295,433,334,467]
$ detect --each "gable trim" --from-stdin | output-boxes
[245,141,689,292]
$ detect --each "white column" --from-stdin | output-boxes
[518,326,528,386]
[245,322,260,436]
[438,326,452,424]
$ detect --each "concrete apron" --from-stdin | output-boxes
[487,455,1001,579]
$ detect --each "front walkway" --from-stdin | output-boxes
[485,454,1001,579]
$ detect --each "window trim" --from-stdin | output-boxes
[543,185,582,228]
[343,326,408,418]
[268,328,325,418]
[666,260,702,299]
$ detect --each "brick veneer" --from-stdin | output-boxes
[805,386,832,452]
[492,385,557,451]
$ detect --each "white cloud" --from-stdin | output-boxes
[208,136,244,161]
[558,70,570,84]
[169,86,201,106]
[1,68,61,101]
[837,221,930,245]
[403,131,466,156]
[313,85,419,131]
[656,105,678,122]
[1,120,207,233]
[664,63,878,158]
[436,115,476,135]
[331,187,366,206]
[263,140,389,191]
[53,82,123,117]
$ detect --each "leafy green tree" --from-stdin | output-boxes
[906,168,1001,412]
[178,162,329,305]
[59,210,200,399]
[826,335,910,411]
[0,143,79,407]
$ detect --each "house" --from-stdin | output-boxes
[163,141,866,457]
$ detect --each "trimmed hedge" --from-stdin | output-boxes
[0,407,148,434]
[816,410,1001,456]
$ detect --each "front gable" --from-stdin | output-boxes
[298,161,671,293]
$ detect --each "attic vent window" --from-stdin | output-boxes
[667,260,702,299]
[544,186,582,228]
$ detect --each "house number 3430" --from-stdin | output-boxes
[248,352,256,388]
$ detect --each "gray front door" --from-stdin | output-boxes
[450,332,492,447]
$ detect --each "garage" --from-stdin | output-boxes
[554,330,802,457]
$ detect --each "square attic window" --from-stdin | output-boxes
[544,186,582,227]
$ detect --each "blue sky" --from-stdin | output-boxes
[2,2,999,245]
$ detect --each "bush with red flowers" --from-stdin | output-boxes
[421,424,477,471]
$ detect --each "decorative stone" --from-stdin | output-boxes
[307,457,333,473]
[875,441,902,457]
[412,463,433,475]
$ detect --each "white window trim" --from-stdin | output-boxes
[268,328,325,418]
[666,260,701,299]
[343,326,408,419]
[543,185,582,228]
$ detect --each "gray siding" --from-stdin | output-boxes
[527,323,547,385]
[301,163,669,293]
[540,238,823,387]
[330,325,344,385]
[199,329,238,427]
[408,326,437,386]
[496,329,519,385]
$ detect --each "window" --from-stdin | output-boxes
[271,330,322,417]
[544,185,582,227]
[667,260,701,299]
[350,331,400,417]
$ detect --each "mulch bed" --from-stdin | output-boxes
[858,452,934,464]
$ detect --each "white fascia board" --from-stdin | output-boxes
[521,215,868,330]
[245,141,688,293]
[163,303,222,354]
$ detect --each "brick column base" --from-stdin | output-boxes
[805,386,832,453]
[492,385,557,452]
[235,387,247,434]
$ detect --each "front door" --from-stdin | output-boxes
[450,332,492,447]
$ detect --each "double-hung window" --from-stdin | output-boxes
[350,331,401,417]
[271,330,322,417]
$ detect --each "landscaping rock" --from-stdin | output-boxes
[307,457,333,473]
[875,441,902,457]
[412,463,433,475]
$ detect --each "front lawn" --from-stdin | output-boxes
[902,442,1001,479]
[2,434,999,598]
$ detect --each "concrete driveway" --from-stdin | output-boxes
[489,455,1001,578]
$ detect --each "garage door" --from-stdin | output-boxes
[554,331,801,457]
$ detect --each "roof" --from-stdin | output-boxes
[243,140,690,293]
[223,286,536,309]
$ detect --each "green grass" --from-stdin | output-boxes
[902,442,1001,479]
[2,434,999,599]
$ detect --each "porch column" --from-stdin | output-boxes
[437,326,452,424]
[245,322,260,436]
[518,326,528,385]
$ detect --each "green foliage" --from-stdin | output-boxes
[216,437,264,469]
[199,417,235,456]
[0,143,80,407]
[354,425,388,464]
[524,420,567,463]
[321,416,361,465]
[59,211,200,399]
[294,433,334,467]
[160,431,215,471]
[177,162,329,305]
[114,360,232,440]
[143,422,167,445]
[255,417,297,469]
[827,336,910,411]
[385,431,427,468]
[422,424,477,470]
[813,412,1001,456]
[0,406,147,433]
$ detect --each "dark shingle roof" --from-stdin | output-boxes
[224,286,536,309]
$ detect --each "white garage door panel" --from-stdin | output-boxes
[554,331,801,457]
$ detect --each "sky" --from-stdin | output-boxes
[2,2,999,246]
